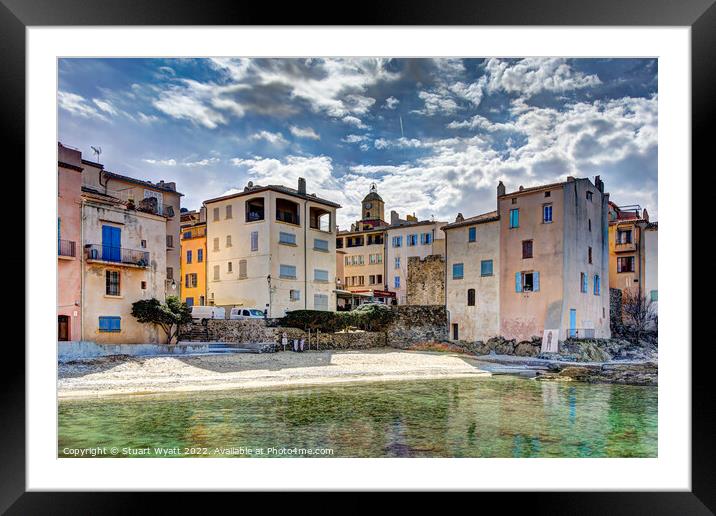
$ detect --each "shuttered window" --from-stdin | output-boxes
[279,232,296,245]
[509,208,519,228]
[98,316,121,332]
[468,227,476,242]
[314,294,329,310]
[251,231,259,251]
[239,259,247,279]
[314,238,329,251]
[314,269,329,282]
[481,260,493,276]
[280,264,297,279]
[452,263,464,280]
[213,265,220,281]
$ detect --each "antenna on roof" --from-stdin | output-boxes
[90,146,102,162]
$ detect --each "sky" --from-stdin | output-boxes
[58,57,658,227]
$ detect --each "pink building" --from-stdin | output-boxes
[57,143,83,341]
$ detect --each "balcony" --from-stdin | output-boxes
[58,239,76,258]
[614,241,636,253]
[84,244,150,268]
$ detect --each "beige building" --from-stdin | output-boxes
[81,160,182,297]
[385,216,446,304]
[643,222,658,315]
[336,184,392,305]
[499,176,611,341]
[204,178,340,317]
[443,211,501,342]
[80,187,168,344]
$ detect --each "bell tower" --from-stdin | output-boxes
[361,183,385,224]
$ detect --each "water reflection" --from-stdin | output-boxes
[59,377,657,458]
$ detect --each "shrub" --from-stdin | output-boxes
[131,296,192,344]
[280,305,396,332]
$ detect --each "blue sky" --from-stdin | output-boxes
[58,57,658,226]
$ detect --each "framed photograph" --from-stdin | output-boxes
[3,0,708,510]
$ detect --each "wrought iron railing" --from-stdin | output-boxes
[84,244,150,267]
[58,239,76,257]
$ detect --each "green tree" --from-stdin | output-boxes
[131,296,192,344]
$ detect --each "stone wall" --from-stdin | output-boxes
[387,305,449,348]
[406,255,445,306]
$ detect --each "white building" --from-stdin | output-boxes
[385,217,446,304]
[204,178,340,317]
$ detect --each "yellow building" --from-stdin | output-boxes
[607,202,653,297]
[180,209,207,307]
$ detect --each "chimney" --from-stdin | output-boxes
[297,177,306,195]
[567,176,576,182]
[199,206,207,223]
[390,210,400,225]
[497,181,506,197]
[642,208,649,222]
[456,213,464,223]
[595,175,604,193]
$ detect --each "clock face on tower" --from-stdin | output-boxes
[365,202,372,209]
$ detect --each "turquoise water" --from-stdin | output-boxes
[58,376,657,458]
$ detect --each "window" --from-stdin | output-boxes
[251,231,259,252]
[280,264,297,279]
[185,297,194,307]
[99,316,121,333]
[226,205,232,219]
[106,271,120,296]
[141,281,147,290]
[650,290,658,302]
[580,272,588,293]
[336,238,343,249]
[544,191,551,198]
[394,276,400,289]
[227,261,233,273]
[586,191,593,201]
[246,197,265,222]
[166,235,174,248]
[509,208,519,228]
[226,235,232,247]
[141,239,147,248]
[213,238,219,251]
[511,198,517,204]
[290,289,301,301]
[515,271,539,292]
[344,256,351,266]
[276,198,300,225]
[617,256,635,272]
[420,232,432,245]
[376,274,383,285]
[369,275,376,284]
[543,204,553,223]
[186,250,192,264]
[310,206,331,231]
[185,273,198,288]
[588,246,593,264]
[369,253,382,264]
[481,260,493,277]
[467,289,476,306]
[594,275,601,295]
[522,240,533,259]
[407,234,418,246]
[452,323,459,340]
[239,259,247,279]
[452,263,464,280]
[357,276,365,286]
[167,267,174,280]
[213,207,220,221]
[468,227,476,242]
[392,236,403,248]
[617,229,632,244]
[183,231,191,239]
[394,257,400,270]
[347,236,364,247]
[197,249,203,262]
[314,238,329,251]
[588,219,592,232]
[314,269,329,282]
[279,232,296,245]
[314,294,329,310]
[367,234,384,245]
[213,265,220,281]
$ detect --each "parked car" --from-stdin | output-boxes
[229,307,266,320]
[190,305,226,323]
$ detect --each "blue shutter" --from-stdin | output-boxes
[99,317,109,331]
[111,317,121,332]
[515,272,522,292]
[533,271,540,292]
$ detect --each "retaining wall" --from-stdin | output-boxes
[58,341,212,362]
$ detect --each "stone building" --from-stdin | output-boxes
[57,143,83,342]
[499,176,611,341]
[385,214,446,304]
[442,211,501,342]
[204,178,340,317]
[336,184,393,306]
[180,208,207,307]
[406,255,445,306]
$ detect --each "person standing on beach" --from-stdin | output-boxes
[300,338,305,352]
[281,332,288,352]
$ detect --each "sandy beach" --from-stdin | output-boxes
[58,348,491,398]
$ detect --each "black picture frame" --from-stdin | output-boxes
[2,0,708,511]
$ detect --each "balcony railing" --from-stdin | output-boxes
[58,239,76,257]
[614,241,636,253]
[84,244,150,267]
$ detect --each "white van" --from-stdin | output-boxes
[229,307,266,320]
[190,305,226,323]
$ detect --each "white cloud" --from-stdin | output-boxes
[383,96,400,109]
[250,131,288,145]
[184,157,220,167]
[342,134,369,144]
[137,112,159,124]
[143,158,177,166]
[484,58,601,97]
[342,116,369,129]
[289,125,321,140]
[413,90,459,116]
[58,91,108,121]
[92,98,119,116]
